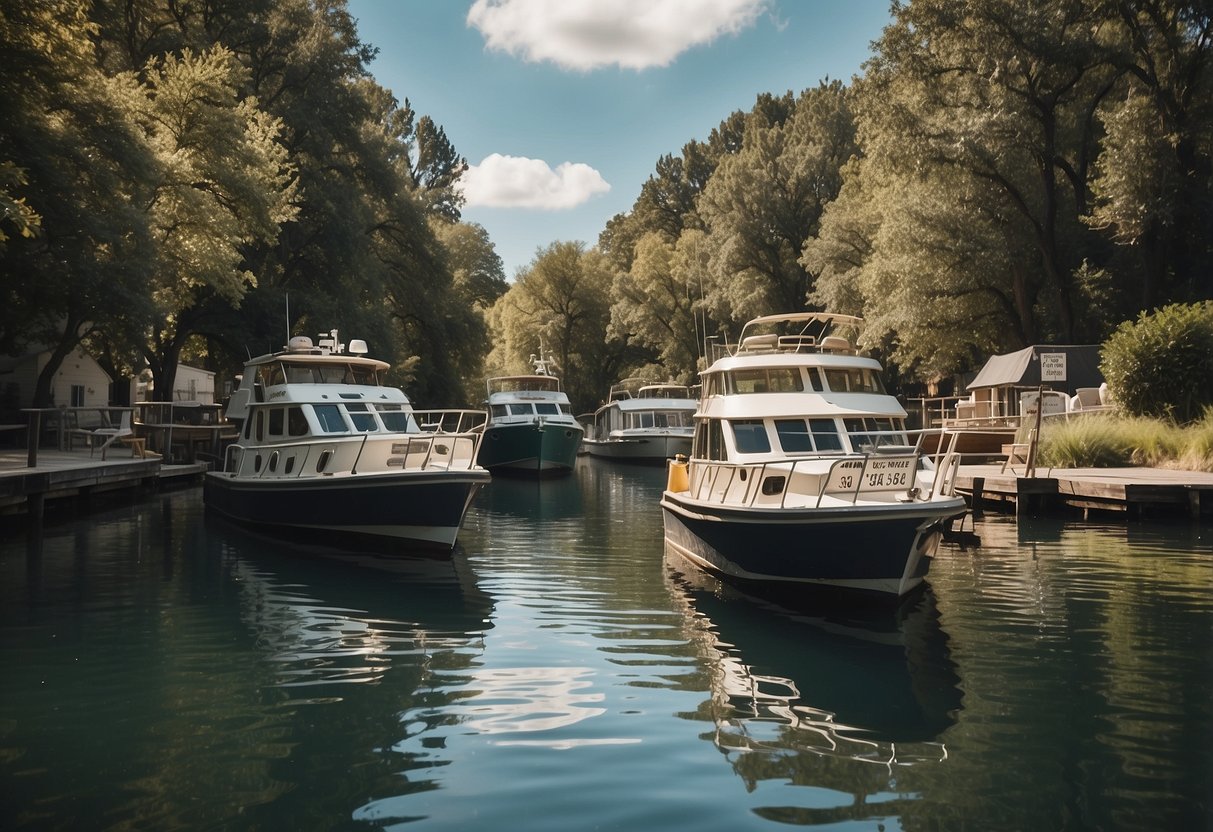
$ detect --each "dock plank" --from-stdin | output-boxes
[954,464,1213,518]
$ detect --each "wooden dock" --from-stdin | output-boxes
[955,464,1213,519]
[0,448,207,521]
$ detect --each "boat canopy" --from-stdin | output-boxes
[966,345,1103,395]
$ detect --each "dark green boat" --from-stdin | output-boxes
[477,357,583,476]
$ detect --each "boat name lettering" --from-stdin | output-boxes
[269,390,286,399]
[826,456,915,492]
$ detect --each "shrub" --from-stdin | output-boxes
[1100,301,1213,424]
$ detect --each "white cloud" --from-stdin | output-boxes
[459,154,611,210]
[466,0,768,71]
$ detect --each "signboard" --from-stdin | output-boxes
[1040,352,1067,382]
[824,456,916,493]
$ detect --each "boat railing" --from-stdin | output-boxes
[684,428,962,509]
[413,408,488,434]
[218,416,488,477]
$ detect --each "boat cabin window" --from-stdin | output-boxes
[843,417,908,450]
[259,363,287,387]
[693,419,728,461]
[823,368,885,394]
[346,402,377,432]
[703,372,725,397]
[288,406,309,436]
[508,404,533,416]
[628,410,689,429]
[560,404,573,415]
[375,404,415,432]
[490,405,508,419]
[728,368,804,394]
[774,418,844,452]
[730,420,771,454]
[254,410,265,441]
[807,368,824,391]
[810,418,844,451]
[536,403,559,415]
[268,408,284,436]
[313,404,347,433]
[774,419,812,452]
[286,366,314,383]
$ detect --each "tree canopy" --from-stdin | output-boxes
[4,0,1211,413]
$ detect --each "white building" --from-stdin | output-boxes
[0,346,113,411]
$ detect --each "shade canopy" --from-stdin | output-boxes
[967,345,1104,395]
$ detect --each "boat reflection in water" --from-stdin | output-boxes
[665,545,962,822]
[475,471,585,521]
[209,515,493,698]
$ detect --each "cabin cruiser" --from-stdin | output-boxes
[203,330,490,551]
[661,313,967,599]
[477,353,583,476]
[581,378,696,462]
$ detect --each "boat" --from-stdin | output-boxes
[580,378,696,462]
[660,312,968,599]
[203,330,490,551]
[476,352,583,476]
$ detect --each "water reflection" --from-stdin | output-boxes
[210,519,494,695]
[664,545,962,824]
[476,472,585,520]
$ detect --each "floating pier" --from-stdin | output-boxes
[0,449,206,522]
[955,464,1213,519]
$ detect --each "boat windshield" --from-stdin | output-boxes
[263,361,379,385]
[844,417,909,450]
[626,410,692,429]
[822,368,885,394]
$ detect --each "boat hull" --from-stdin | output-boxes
[477,421,582,476]
[203,469,491,551]
[661,492,966,598]
[582,433,691,462]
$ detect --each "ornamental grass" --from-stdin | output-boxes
[1036,413,1213,472]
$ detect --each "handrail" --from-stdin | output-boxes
[350,433,369,475]
[687,441,956,512]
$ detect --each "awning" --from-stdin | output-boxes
[967,345,1104,395]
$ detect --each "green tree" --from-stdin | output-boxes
[128,46,297,400]
[609,231,716,381]
[1087,0,1213,308]
[854,0,1118,347]
[487,242,619,412]
[0,0,160,403]
[699,83,856,325]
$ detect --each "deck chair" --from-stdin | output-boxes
[1000,428,1036,475]
[90,410,136,460]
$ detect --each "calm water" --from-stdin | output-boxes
[1,460,1210,831]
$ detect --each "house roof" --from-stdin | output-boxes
[967,345,1104,394]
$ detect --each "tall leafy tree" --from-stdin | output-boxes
[487,242,619,412]
[1087,0,1213,308]
[0,0,160,404]
[855,0,1118,346]
[609,231,716,381]
[128,46,297,400]
[699,82,856,324]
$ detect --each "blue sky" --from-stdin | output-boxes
[346,0,893,279]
